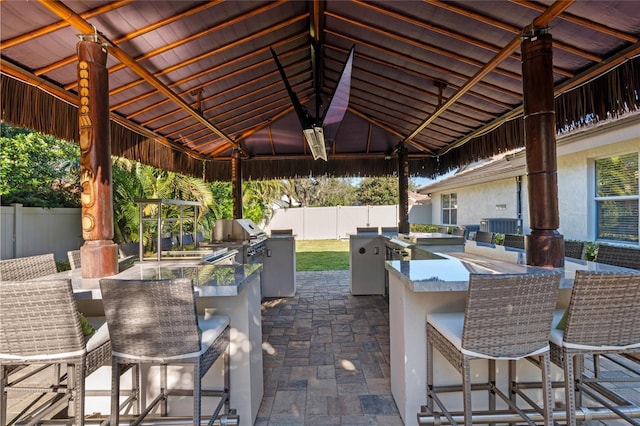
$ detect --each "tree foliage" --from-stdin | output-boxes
[0,123,80,207]
[356,176,399,205]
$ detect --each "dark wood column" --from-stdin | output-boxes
[231,149,243,219]
[521,28,564,267]
[397,144,410,234]
[77,38,118,278]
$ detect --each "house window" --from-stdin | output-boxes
[442,193,457,225]
[595,152,639,244]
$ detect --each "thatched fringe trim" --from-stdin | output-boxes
[556,57,639,133]
[1,74,78,142]
[421,55,640,179]
[2,55,638,181]
[1,74,200,177]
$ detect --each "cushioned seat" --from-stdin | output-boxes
[100,278,232,426]
[423,272,561,426]
[0,279,111,425]
[549,271,640,426]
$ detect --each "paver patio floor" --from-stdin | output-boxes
[257,270,403,426]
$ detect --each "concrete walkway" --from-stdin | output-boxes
[257,270,403,426]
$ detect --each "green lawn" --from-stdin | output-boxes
[296,239,349,271]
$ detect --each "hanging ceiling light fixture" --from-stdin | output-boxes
[271,44,354,161]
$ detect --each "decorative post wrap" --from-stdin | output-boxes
[232,149,243,219]
[77,38,118,278]
[521,28,564,267]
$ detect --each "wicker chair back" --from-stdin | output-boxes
[474,231,495,244]
[563,271,640,346]
[100,278,201,359]
[451,228,466,238]
[67,250,81,269]
[564,241,585,260]
[0,253,57,281]
[596,245,640,270]
[0,279,85,357]
[503,234,525,249]
[462,273,561,358]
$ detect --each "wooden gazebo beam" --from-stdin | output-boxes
[37,0,236,148]
[405,0,574,144]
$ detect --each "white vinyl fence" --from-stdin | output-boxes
[264,204,431,239]
[0,203,432,260]
[1,204,83,262]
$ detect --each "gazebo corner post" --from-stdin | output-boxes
[521,27,564,267]
[232,148,243,219]
[77,36,118,278]
[397,143,410,234]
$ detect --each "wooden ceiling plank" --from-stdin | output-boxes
[1,0,133,51]
[141,63,311,132]
[428,0,606,64]
[405,0,575,143]
[440,40,640,156]
[166,81,308,140]
[110,34,307,111]
[325,31,523,105]
[34,0,222,76]
[325,56,505,123]
[347,86,468,139]
[63,1,293,90]
[344,58,508,116]
[37,0,236,147]
[122,57,304,122]
[353,0,573,75]
[512,0,638,43]
[326,10,523,82]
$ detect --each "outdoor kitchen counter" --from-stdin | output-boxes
[44,261,264,425]
[52,261,262,300]
[385,245,636,426]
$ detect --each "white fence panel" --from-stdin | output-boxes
[1,204,83,262]
[304,207,338,240]
[337,206,369,239]
[265,208,304,238]
[368,205,399,229]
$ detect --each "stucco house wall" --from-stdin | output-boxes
[419,114,639,244]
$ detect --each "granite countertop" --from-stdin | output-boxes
[45,261,262,299]
[385,250,634,293]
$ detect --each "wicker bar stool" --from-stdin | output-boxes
[503,234,525,249]
[99,278,232,426]
[595,244,640,270]
[423,272,561,426]
[550,271,640,426]
[473,231,494,244]
[0,279,111,426]
[67,250,82,270]
[563,241,585,260]
[0,253,57,281]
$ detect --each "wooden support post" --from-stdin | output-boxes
[231,149,243,219]
[521,28,564,267]
[77,37,118,277]
[397,144,410,234]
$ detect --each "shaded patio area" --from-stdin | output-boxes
[258,270,402,426]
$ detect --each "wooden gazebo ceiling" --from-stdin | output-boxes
[1,1,639,180]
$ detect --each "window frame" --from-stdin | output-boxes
[441,192,458,225]
[593,152,639,245]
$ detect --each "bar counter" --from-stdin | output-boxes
[45,261,264,425]
[386,242,636,426]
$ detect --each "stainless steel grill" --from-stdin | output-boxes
[208,219,267,264]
